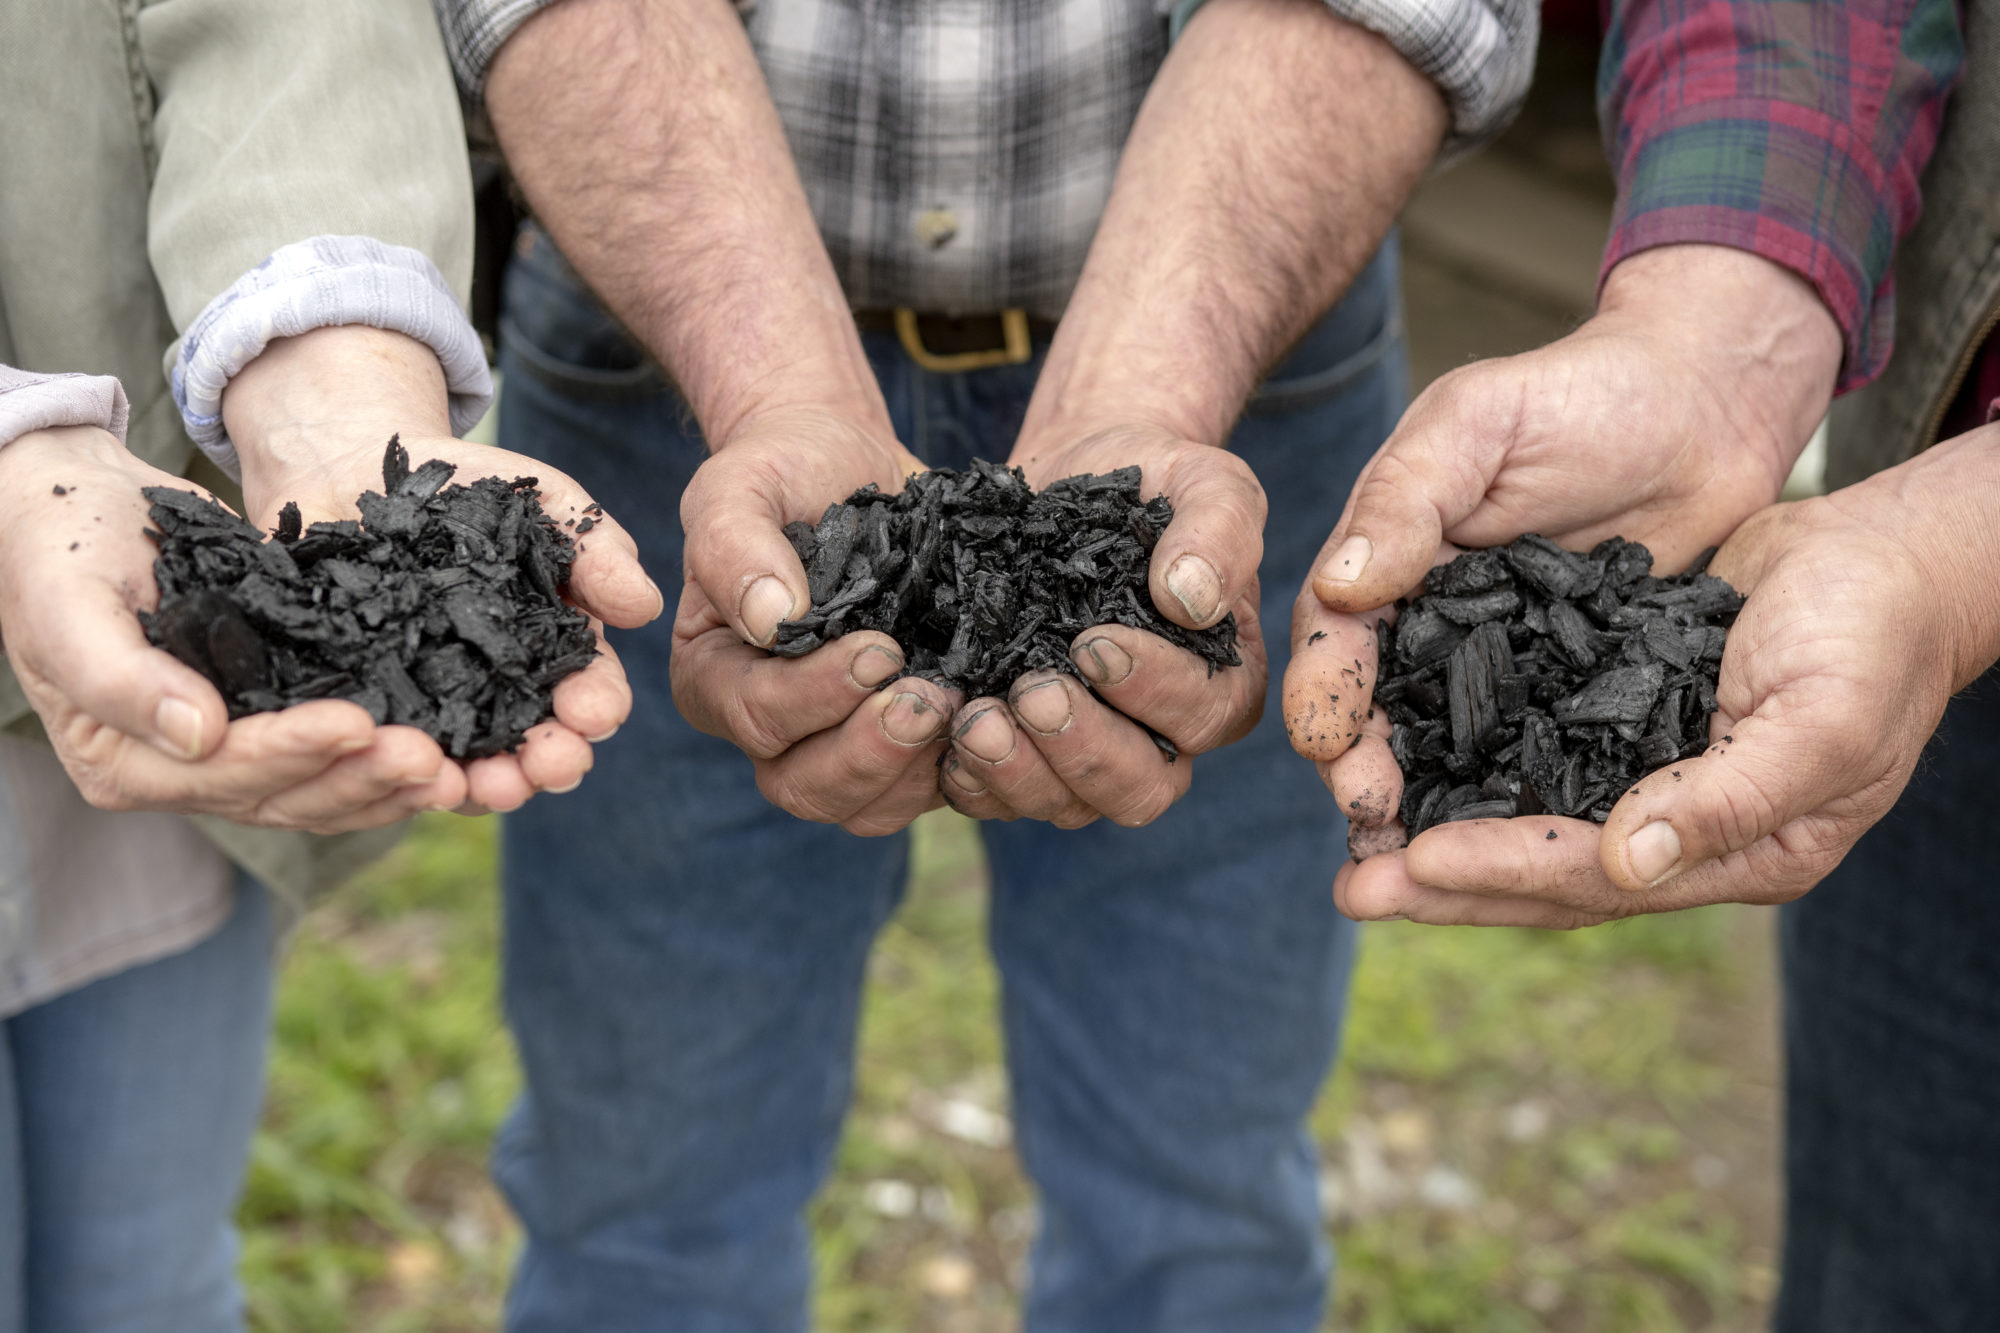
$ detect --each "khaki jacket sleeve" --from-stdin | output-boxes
[138,0,476,330]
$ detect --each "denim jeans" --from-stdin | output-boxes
[493,224,1406,1332]
[1775,665,2000,1333]
[0,877,270,1333]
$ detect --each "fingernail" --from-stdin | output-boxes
[953,707,1015,764]
[548,777,584,795]
[153,697,204,760]
[740,575,797,647]
[1013,679,1073,735]
[585,724,621,743]
[1165,554,1222,625]
[943,758,987,797]
[1317,535,1372,586]
[850,644,905,689]
[1625,820,1683,887]
[1375,913,1410,922]
[1072,637,1133,686]
[882,692,945,746]
[643,575,665,609]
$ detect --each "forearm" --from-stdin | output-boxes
[485,0,888,444]
[1022,0,1446,448]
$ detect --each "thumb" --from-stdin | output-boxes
[1148,446,1266,630]
[680,456,814,649]
[19,577,237,762]
[1597,704,1862,892]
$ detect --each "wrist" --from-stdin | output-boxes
[221,326,453,479]
[1880,423,2000,691]
[1598,244,1843,451]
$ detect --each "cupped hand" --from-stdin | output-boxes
[939,422,1269,828]
[1324,422,2000,928]
[238,431,659,813]
[670,408,957,836]
[225,326,662,814]
[0,426,470,831]
[1285,244,1843,768]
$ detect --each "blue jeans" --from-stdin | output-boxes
[0,878,271,1333]
[493,225,1406,1332]
[1775,666,2000,1333]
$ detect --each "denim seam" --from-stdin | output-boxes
[1250,307,1404,416]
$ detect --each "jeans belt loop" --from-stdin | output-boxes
[894,308,1034,373]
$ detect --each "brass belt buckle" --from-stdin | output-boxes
[894,308,1033,373]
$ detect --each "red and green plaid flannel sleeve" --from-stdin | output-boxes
[1598,0,1964,390]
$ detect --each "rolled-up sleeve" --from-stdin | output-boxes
[433,0,560,97]
[1599,0,1964,392]
[0,367,130,451]
[1173,0,1539,156]
[139,0,492,471]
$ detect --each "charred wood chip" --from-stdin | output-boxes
[138,436,596,759]
[770,464,1239,705]
[1374,534,1740,838]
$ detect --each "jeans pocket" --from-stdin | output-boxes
[499,224,667,399]
[1247,235,1404,418]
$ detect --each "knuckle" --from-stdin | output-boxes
[754,764,844,824]
[722,689,791,761]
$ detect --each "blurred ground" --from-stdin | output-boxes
[241,31,1789,1333]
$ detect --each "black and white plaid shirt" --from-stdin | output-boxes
[437,0,1535,317]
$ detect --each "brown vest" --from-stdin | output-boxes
[1828,0,2000,485]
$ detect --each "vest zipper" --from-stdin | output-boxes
[1921,291,2000,449]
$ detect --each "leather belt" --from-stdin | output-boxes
[853,308,1056,372]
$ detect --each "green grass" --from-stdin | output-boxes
[244,811,1777,1332]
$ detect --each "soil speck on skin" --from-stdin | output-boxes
[1308,630,1327,645]
[68,542,78,551]
[52,485,66,496]
[1546,829,1557,840]
[1348,817,1410,860]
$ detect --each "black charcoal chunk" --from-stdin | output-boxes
[770,462,1239,708]
[139,436,596,759]
[1369,533,1742,844]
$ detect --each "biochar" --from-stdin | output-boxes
[140,437,597,759]
[773,460,1239,702]
[1372,534,1741,843]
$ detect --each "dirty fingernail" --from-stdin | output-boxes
[1073,637,1133,686]
[943,758,987,797]
[954,707,1015,764]
[1317,535,1372,586]
[1625,820,1683,887]
[739,576,797,647]
[851,644,906,689]
[882,692,945,746]
[153,697,204,760]
[1013,679,1073,735]
[1165,554,1222,625]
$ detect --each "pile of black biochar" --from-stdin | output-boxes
[772,459,1239,701]
[1373,534,1742,840]
[141,437,597,760]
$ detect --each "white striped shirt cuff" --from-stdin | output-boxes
[170,236,494,477]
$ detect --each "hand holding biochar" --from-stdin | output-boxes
[772,459,1240,701]
[140,437,598,760]
[1373,535,1742,841]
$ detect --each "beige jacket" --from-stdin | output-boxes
[0,0,477,1007]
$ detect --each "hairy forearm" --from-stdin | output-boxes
[485,0,888,443]
[1023,0,1447,448]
